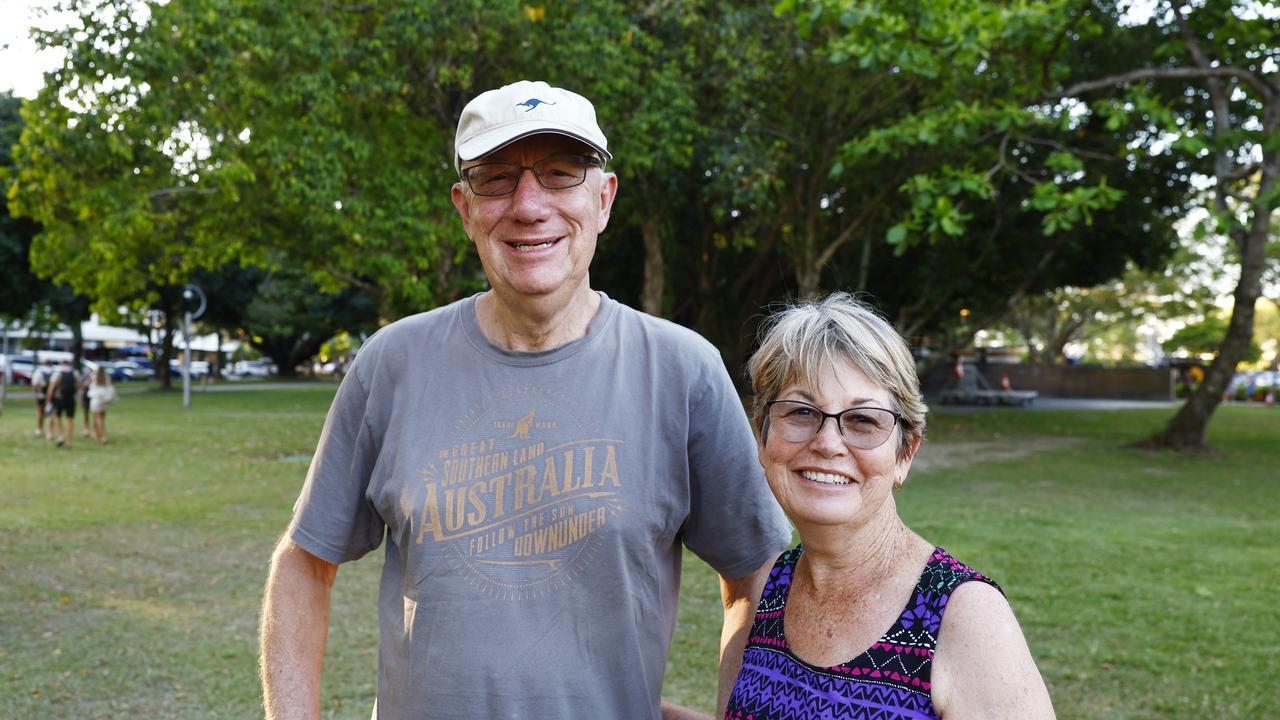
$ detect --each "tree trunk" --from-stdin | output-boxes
[856,234,872,291]
[1144,170,1274,451]
[796,257,821,300]
[640,216,664,317]
[159,312,177,390]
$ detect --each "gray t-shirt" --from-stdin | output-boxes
[289,292,791,720]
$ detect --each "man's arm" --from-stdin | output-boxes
[714,556,776,718]
[260,537,339,720]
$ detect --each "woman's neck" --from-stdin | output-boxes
[795,511,926,599]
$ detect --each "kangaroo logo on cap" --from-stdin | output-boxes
[516,98,556,112]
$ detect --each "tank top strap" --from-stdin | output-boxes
[745,545,801,649]
[866,547,1003,691]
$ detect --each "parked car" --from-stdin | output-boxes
[98,360,139,382]
[1227,370,1279,401]
[1,355,35,384]
[169,359,211,379]
[230,359,276,377]
[114,360,155,382]
[125,356,155,370]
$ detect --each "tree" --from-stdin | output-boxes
[239,265,381,377]
[681,0,1188,376]
[1,91,94,368]
[161,260,382,378]
[0,92,45,321]
[1005,232,1225,365]
[795,0,1276,453]
[14,0,1267,415]
[1046,0,1279,451]
[7,0,514,322]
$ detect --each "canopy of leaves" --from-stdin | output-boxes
[8,0,1269,400]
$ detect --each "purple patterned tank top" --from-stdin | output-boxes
[724,545,1001,720]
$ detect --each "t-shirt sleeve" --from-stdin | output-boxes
[681,351,792,579]
[287,358,385,564]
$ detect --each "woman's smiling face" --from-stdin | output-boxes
[758,358,917,531]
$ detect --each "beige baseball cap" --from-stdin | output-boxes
[454,80,611,174]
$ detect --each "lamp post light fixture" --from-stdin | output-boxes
[182,284,207,408]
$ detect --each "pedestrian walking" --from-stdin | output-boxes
[87,366,116,444]
[31,358,53,438]
[44,359,79,447]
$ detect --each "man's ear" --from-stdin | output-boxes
[596,172,618,231]
[451,182,472,234]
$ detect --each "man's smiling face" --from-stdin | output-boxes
[451,134,617,303]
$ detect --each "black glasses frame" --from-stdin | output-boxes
[460,154,603,196]
[763,399,902,450]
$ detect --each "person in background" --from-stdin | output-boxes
[32,358,53,438]
[724,293,1055,720]
[258,80,792,720]
[80,368,93,437]
[87,365,116,444]
[44,359,79,448]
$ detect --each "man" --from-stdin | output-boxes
[32,358,53,438]
[259,80,791,720]
[44,358,78,447]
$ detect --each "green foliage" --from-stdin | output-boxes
[748,0,1191,354]
[243,265,381,376]
[0,92,44,319]
[5,0,1270,391]
[1164,314,1263,364]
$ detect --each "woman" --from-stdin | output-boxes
[724,293,1054,719]
[87,365,116,444]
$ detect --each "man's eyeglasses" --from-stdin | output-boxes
[461,154,603,197]
[764,399,901,450]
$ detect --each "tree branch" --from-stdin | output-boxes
[1050,66,1274,103]
[813,178,899,271]
[147,186,218,200]
[1222,162,1261,182]
[1023,135,1118,163]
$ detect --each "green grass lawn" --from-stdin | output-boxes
[1,387,1276,718]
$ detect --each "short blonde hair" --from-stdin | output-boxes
[747,293,927,460]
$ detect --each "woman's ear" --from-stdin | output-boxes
[896,433,922,476]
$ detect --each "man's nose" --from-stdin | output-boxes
[509,168,552,220]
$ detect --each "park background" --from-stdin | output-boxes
[1,0,1278,717]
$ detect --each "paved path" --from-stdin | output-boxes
[115,380,337,394]
[932,396,1177,413]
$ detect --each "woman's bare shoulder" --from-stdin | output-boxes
[930,580,1056,719]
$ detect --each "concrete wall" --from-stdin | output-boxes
[924,362,1172,400]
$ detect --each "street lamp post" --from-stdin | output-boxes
[182,284,207,408]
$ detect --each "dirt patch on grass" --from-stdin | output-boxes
[912,436,1081,473]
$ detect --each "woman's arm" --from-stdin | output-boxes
[715,556,776,717]
[930,581,1055,719]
